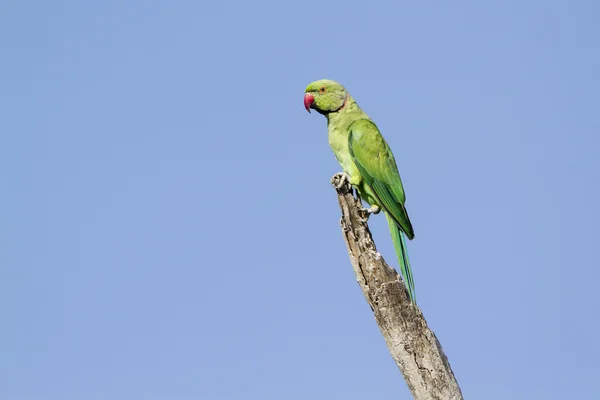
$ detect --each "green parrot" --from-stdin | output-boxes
[304,79,416,303]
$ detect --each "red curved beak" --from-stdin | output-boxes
[304,93,315,113]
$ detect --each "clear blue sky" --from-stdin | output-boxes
[2,1,599,399]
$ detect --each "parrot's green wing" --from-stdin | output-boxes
[348,118,416,302]
[348,119,414,239]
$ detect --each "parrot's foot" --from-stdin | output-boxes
[332,172,361,189]
[332,173,352,190]
[359,205,381,220]
[365,205,381,215]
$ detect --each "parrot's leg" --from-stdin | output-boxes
[364,205,381,214]
[357,185,381,219]
[358,204,381,221]
[349,175,361,186]
[354,192,379,214]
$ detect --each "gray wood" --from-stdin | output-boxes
[331,173,463,400]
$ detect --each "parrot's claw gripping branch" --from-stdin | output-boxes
[330,173,463,400]
[359,205,381,220]
[331,172,352,190]
[331,173,380,220]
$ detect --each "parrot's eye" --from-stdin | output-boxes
[319,86,326,93]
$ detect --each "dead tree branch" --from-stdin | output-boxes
[331,173,463,400]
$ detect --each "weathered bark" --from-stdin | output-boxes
[331,173,463,400]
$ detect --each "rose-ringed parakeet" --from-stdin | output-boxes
[304,79,417,303]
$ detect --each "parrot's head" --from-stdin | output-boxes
[304,79,348,115]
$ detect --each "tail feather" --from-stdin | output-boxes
[385,212,416,304]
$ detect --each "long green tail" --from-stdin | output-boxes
[385,212,416,304]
